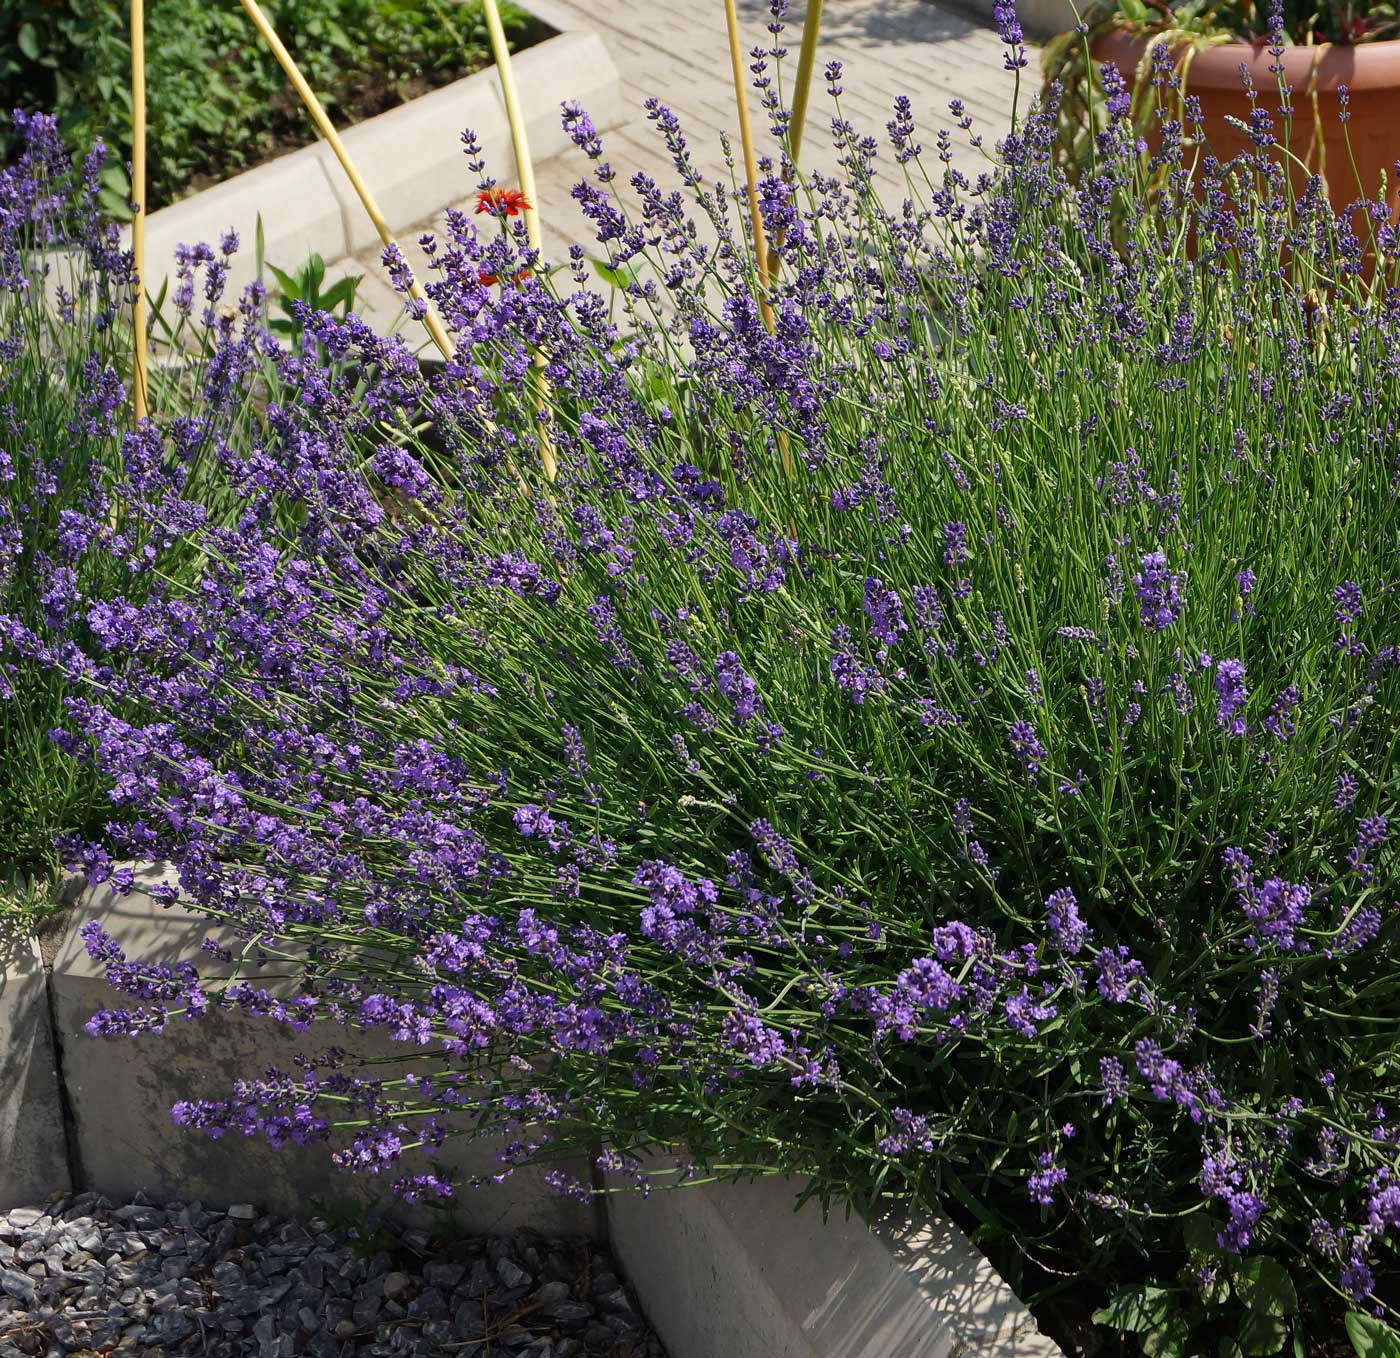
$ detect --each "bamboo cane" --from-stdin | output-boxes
[723,0,776,337]
[482,0,557,481]
[235,0,547,493]
[482,0,542,258]
[723,0,792,481]
[130,0,149,422]
[788,0,824,169]
[234,0,456,363]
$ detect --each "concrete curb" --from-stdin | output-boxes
[3,874,1062,1355]
[129,27,623,295]
[607,1169,1063,1358]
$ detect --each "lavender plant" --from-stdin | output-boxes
[0,112,140,873]
[0,112,273,878]
[9,14,1400,1348]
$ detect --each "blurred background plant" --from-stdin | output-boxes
[1042,0,1398,173]
[256,217,364,346]
[0,870,67,930]
[0,0,540,216]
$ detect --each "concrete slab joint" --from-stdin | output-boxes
[0,923,71,1206]
[128,27,623,294]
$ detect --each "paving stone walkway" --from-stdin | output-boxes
[329,0,1017,336]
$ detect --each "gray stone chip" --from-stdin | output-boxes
[0,1195,665,1356]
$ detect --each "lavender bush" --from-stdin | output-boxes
[7,13,1400,1349]
[0,113,266,875]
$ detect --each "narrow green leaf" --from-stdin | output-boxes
[265,262,299,295]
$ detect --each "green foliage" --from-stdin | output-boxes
[0,871,65,928]
[1042,0,1395,46]
[1040,0,1396,176]
[1349,1314,1400,1358]
[0,126,265,881]
[0,0,539,211]
[1093,1244,1301,1356]
[257,221,362,345]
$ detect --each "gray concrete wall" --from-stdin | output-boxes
[40,867,595,1238]
[129,27,624,296]
[0,923,71,1207]
[606,1167,1064,1358]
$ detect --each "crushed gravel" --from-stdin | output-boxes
[0,1193,666,1357]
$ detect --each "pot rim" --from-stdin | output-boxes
[1092,27,1400,91]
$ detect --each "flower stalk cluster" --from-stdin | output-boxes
[4,5,1400,1340]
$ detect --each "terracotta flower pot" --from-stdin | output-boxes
[1091,29,1400,222]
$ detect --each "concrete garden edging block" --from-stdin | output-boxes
[6,871,1061,1354]
[0,923,71,1206]
[130,27,622,295]
[607,1168,1064,1358]
[44,867,596,1237]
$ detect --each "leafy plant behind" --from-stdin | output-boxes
[0,0,540,212]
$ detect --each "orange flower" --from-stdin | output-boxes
[475,188,531,218]
[477,268,534,287]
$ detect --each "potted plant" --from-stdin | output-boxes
[1043,0,1400,222]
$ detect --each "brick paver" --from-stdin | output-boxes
[329,0,1017,337]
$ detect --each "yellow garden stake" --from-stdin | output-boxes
[724,0,775,336]
[788,0,824,170]
[766,0,822,285]
[482,0,557,482]
[130,0,149,423]
[234,0,456,363]
[236,0,544,495]
[724,0,793,481]
[482,0,541,258]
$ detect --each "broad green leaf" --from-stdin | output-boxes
[1238,1309,1288,1357]
[1092,1285,1176,1333]
[17,23,40,61]
[591,257,642,290]
[1201,1269,1232,1307]
[1142,1318,1191,1358]
[1182,1215,1222,1258]
[1234,1258,1298,1318]
[265,262,300,296]
[98,186,133,222]
[1346,1313,1400,1358]
[320,278,359,311]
